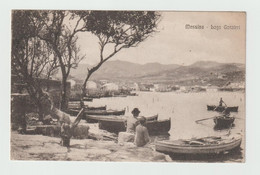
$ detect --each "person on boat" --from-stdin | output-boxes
[219,97,227,107]
[126,108,140,133]
[134,116,150,147]
[222,108,231,117]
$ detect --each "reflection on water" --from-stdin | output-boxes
[85,91,245,162]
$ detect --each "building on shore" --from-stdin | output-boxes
[101,83,119,91]
[206,85,219,92]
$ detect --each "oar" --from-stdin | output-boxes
[195,116,216,123]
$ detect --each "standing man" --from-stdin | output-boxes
[126,108,140,133]
[219,97,227,107]
[60,121,72,151]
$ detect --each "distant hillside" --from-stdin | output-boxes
[136,61,245,85]
[55,60,245,86]
[67,60,180,81]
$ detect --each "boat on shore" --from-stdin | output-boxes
[207,105,238,112]
[98,117,171,135]
[68,103,107,111]
[213,116,235,129]
[69,97,93,102]
[155,135,242,156]
[128,92,138,96]
[86,109,126,116]
[67,108,125,117]
[86,114,158,123]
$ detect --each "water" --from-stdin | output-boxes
[84,91,245,162]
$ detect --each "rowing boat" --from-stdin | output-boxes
[69,97,93,102]
[67,108,125,116]
[98,117,171,135]
[86,114,158,123]
[214,116,235,129]
[155,135,242,155]
[207,105,238,112]
[68,103,106,111]
[85,109,126,116]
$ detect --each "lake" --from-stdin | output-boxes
[84,91,245,162]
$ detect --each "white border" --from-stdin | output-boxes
[1,0,260,175]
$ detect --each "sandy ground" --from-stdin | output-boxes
[10,129,172,162]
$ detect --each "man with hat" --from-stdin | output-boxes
[126,108,140,133]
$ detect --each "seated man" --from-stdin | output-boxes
[126,108,140,133]
[134,116,150,147]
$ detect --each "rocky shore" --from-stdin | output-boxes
[11,128,172,162]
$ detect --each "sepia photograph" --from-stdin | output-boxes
[10,10,246,163]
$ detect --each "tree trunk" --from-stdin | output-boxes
[60,76,68,111]
[24,77,51,121]
[81,72,92,99]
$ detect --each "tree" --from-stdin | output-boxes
[78,11,161,96]
[11,10,58,120]
[35,10,86,110]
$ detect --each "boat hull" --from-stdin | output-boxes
[214,116,235,129]
[68,103,107,111]
[69,97,93,102]
[155,136,242,155]
[98,117,171,135]
[85,109,125,116]
[207,105,238,112]
[67,109,125,117]
[88,114,158,124]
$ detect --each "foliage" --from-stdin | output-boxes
[78,11,161,95]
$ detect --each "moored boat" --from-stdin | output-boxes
[86,105,107,110]
[69,97,93,102]
[85,109,126,116]
[98,117,171,135]
[213,116,235,129]
[67,108,125,116]
[68,108,125,117]
[155,135,242,155]
[86,114,158,123]
[68,103,107,111]
[207,105,238,112]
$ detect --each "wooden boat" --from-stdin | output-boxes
[128,92,138,96]
[207,105,238,112]
[213,116,235,129]
[155,135,242,155]
[85,109,125,116]
[86,106,107,110]
[69,97,93,102]
[67,108,125,117]
[87,114,158,123]
[68,103,106,111]
[83,97,93,102]
[98,117,171,135]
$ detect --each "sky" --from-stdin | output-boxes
[77,11,246,66]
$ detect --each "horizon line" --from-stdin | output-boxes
[79,59,245,66]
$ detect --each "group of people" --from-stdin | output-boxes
[126,108,150,147]
[60,107,150,150]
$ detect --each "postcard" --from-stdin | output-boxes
[10,10,245,163]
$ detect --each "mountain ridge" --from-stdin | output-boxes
[55,60,245,86]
